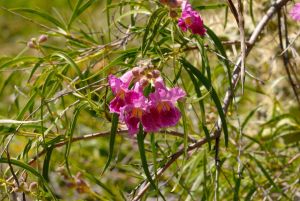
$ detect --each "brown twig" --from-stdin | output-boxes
[237,0,246,94]
[226,0,239,25]
[277,9,300,105]
[27,130,197,166]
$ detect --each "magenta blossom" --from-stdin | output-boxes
[142,82,186,130]
[108,74,140,114]
[108,68,186,135]
[290,3,300,21]
[178,1,206,36]
[119,95,148,135]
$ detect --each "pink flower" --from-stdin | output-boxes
[108,68,186,135]
[290,3,300,21]
[178,1,206,36]
[108,75,140,114]
[141,82,186,131]
[119,96,148,135]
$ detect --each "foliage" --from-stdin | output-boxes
[0,0,299,200]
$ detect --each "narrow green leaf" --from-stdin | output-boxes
[195,3,227,10]
[233,167,244,201]
[52,52,84,80]
[180,58,229,147]
[250,154,286,196]
[68,0,96,29]
[65,102,87,174]
[184,64,211,149]
[142,8,168,56]
[11,8,65,28]
[0,56,38,70]
[42,146,54,182]
[242,105,261,130]
[16,92,37,120]
[84,171,115,197]
[249,0,256,25]
[178,102,188,155]
[205,26,232,89]
[137,125,165,200]
[102,113,119,174]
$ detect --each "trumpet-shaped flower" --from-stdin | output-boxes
[108,68,186,135]
[144,82,186,129]
[178,1,206,36]
[290,3,300,21]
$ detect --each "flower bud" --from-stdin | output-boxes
[139,78,149,87]
[132,67,140,77]
[146,73,153,79]
[27,40,36,49]
[152,70,161,78]
[38,34,48,43]
[29,182,38,191]
[170,10,178,18]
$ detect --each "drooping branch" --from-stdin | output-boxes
[131,0,291,199]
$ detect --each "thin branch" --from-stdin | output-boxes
[27,130,197,166]
[237,0,246,94]
[277,9,300,105]
[226,0,239,25]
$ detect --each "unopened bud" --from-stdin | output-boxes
[29,182,38,191]
[38,34,48,43]
[27,41,36,49]
[132,67,140,77]
[20,182,29,192]
[139,78,149,87]
[146,73,153,79]
[169,10,178,18]
[152,70,161,78]
[139,68,146,75]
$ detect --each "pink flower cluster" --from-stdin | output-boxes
[290,3,300,21]
[108,67,186,135]
[178,1,206,36]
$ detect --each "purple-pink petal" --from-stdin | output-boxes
[109,90,143,114]
[290,3,300,21]
[108,75,123,95]
[121,105,141,135]
[157,103,181,128]
[141,106,161,132]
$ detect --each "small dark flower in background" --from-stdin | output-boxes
[178,1,206,36]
